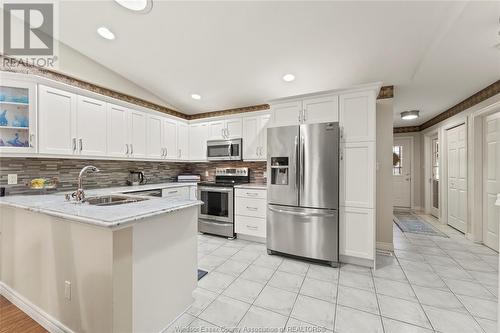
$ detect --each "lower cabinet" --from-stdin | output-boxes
[339,206,374,261]
[161,186,189,200]
[235,188,267,238]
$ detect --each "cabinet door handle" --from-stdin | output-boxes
[246,225,258,230]
[125,144,129,155]
[298,110,302,123]
[178,149,181,158]
[29,134,34,147]
[168,190,178,194]
[246,192,258,196]
[79,138,83,152]
[72,138,77,152]
[221,128,225,138]
[256,146,259,156]
[165,147,168,158]
[303,108,306,122]
[130,144,133,154]
[246,206,258,211]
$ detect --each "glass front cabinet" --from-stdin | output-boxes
[0,79,37,153]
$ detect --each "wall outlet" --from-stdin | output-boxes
[64,281,71,300]
[205,171,209,177]
[7,174,17,185]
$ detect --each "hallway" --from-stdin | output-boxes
[167,217,498,333]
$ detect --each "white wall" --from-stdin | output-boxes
[376,100,394,250]
[56,42,176,110]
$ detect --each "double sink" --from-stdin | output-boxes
[83,195,149,207]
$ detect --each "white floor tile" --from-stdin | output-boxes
[378,294,432,329]
[254,285,297,316]
[334,305,383,333]
[457,294,498,321]
[404,270,448,290]
[290,295,335,330]
[475,317,498,333]
[299,277,337,303]
[306,264,339,282]
[185,318,221,332]
[337,285,379,315]
[239,264,275,284]
[338,270,374,291]
[443,277,496,300]
[382,318,433,333]
[278,259,310,276]
[222,277,265,304]
[211,246,240,259]
[198,295,250,329]
[237,306,288,330]
[230,250,260,264]
[430,264,474,281]
[340,263,372,275]
[199,255,228,271]
[268,270,305,293]
[286,317,331,332]
[422,305,484,333]
[412,285,467,313]
[253,254,284,270]
[468,271,498,287]
[187,288,218,316]
[372,265,407,282]
[215,259,249,277]
[198,271,235,294]
[166,313,196,332]
[374,277,417,302]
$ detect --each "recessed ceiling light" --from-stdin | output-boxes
[97,26,115,40]
[282,74,295,82]
[191,94,201,100]
[401,110,420,120]
[114,0,153,13]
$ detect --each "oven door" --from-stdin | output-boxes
[207,139,242,161]
[198,187,234,223]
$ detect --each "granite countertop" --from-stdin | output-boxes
[0,182,201,229]
[234,183,267,190]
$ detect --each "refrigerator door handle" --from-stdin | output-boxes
[295,135,299,190]
[300,136,305,194]
[268,206,337,217]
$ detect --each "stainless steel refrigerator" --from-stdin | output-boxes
[267,122,339,266]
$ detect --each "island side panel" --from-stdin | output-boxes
[112,227,133,333]
[0,206,114,333]
[132,206,198,333]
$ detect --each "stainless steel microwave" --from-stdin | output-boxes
[207,138,242,161]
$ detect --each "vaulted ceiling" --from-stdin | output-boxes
[15,2,500,125]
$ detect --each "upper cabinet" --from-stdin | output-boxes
[128,110,147,159]
[269,95,338,127]
[76,96,107,157]
[177,122,189,160]
[107,103,129,158]
[209,118,242,140]
[163,118,178,160]
[242,114,270,161]
[146,114,164,159]
[0,80,37,154]
[339,91,376,142]
[189,122,209,161]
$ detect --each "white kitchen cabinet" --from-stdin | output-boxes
[76,96,107,157]
[189,186,197,200]
[270,101,302,127]
[209,118,242,139]
[177,122,189,160]
[163,118,177,159]
[106,103,129,158]
[0,79,37,154]
[303,95,339,124]
[38,85,77,155]
[189,122,209,161]
[146,114,164,159]
[339,206,374,260]
[235,188,267,238]
[242,114,270,160]
[339,142,375,209]
[162,186,189,200]
[339,91,376,142]
[129,110,147,159]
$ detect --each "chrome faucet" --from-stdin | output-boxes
[69,165,100,202]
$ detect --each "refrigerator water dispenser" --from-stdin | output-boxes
[270,157,289,185]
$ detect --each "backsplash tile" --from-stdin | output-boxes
[0,158,267,196]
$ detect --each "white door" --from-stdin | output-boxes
[483,113,500,250]
[163,118,177,159]
[38,85,77,155]
[225,118,242,138]
[431,136,440,218]
[76,96,107,156]
[393,138,412,208]
[447,124,467,233]
[177,123,189,160]
[106,103,129,158]
[303,95,339,124]
[146,115,163,159]
[129,110,147,158]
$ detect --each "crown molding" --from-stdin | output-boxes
[377,85,394,99]
[393,126,420,134]
[187,104,270,120]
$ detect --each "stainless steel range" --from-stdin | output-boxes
[198,167,249,238]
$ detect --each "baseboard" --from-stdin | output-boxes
[339,254,374,268]
[236,233,266,244]
[376,242,394,252]
[0,281,74,333]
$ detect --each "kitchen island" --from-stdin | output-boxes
[0,183,202,333]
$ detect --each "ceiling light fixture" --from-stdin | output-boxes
[401,110,420,120]
[282,74,295,82]
[114,0,153,13]
[191,94,201,100]
[97,26,115,40]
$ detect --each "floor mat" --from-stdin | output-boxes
[393,211,449,238]
[197,269,208,280]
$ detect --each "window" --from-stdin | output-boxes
[393,145,403,175]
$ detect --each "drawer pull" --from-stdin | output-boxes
[246,192,258,196]
[246,225,258,230]
[246,206,258,211]
[168,190,178,194]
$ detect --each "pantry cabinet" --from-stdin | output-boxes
[242,114,270,160]
[189,122,209,161]
[38,85,77,155]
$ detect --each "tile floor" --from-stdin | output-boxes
[167,216,498,333]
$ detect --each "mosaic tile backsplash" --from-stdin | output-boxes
[0,158,266,195]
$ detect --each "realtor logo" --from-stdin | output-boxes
[3,3,54,55]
